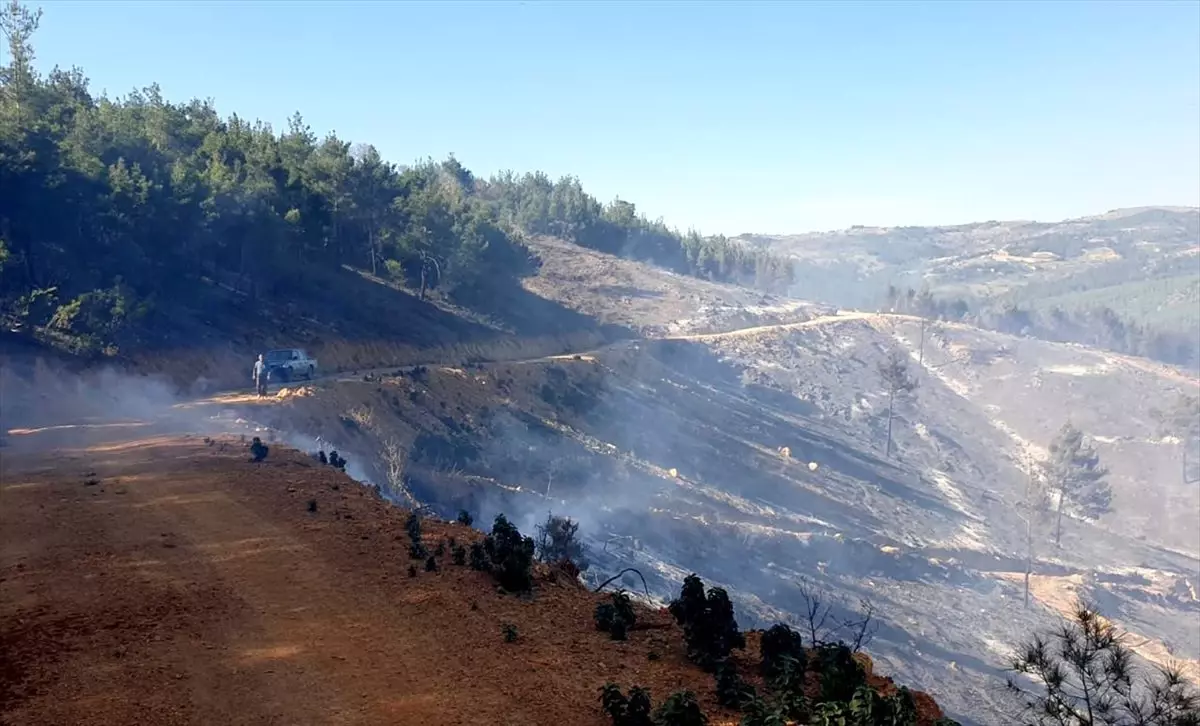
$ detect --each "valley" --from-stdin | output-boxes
[6,234,1196,725]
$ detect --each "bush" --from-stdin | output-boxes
[451,544,466,566]
[424,555,438,572]
[250,437,269,462]
[668,574,745,671]
[811,642,866,704]
[456,509,474,526]
[599,684,653,726]
[482,514,535,592]
[595,590,637,641]
[714,661,756,709]
[535,513,589,570]
[741,693,808,726]
[406,512,428,559]
[760,623,806,682]
[306,499,318,513]
[811,701,854,726]
[328,450,347,470]
[654,690,707,726]
[469,542,489,570]
[502,623,518,642]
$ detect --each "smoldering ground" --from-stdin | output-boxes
[0,358,222,447]
[4,345,1178,725]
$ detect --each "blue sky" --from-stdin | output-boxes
[25,0,1200,235]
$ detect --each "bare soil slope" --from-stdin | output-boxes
[0,433,944,726]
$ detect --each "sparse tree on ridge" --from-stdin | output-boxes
[1045,422,1112,548]
[879,349,918,458]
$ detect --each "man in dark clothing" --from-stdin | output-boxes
[253,354,267,396]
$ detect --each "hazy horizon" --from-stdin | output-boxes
[730,204,1200,237]
[26,1,1200,236]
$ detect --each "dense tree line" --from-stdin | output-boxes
[0,2,792,356]
[0,2,535,354]
[477,171,796,291]
[885,285,1199,369]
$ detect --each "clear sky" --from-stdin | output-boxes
[24,0,1200,235]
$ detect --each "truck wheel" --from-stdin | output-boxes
[307,366,315,380]
[278,368,291,383]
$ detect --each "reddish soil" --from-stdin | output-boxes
[0,433,943,725]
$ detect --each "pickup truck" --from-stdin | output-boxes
[264,348,318,382]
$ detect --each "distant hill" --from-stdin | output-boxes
[737,207,1200,368]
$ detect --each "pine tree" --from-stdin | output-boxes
[1045,423,1111,547]
[879,349,918,458]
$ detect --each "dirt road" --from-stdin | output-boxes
[0,434,725,726]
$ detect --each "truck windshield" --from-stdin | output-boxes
[265,350,292,363]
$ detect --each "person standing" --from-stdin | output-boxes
[253,354,267,396]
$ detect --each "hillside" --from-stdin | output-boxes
[1,431,947,726]
[5,222,1198,724]
[3,4,1199,724]
[0,5,793,374]
[740,208,1200,368]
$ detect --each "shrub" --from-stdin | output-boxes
[811,642,866,704]
[451,544,466,566]
[407,565,417,578]
[739,653,808,726]
[595,603,617,631]
[761,624,806,682]
[741,695,805,726]
[811,701,854,726]
[599,684,653,726]
[328,450,347,470]
[809,690,917,726]
[482,514,535,593]
[306,499,318,513]
[456,509,474,526]
[502,623,518,642]
[469,542,489,570]
[406,512,428,559]
[595,590,637,641]
[250,437,269,462]
[424,555,438,572]
[766,653,807,700]
[654,690,707,726]
[535,513,589,570]
[668,574,745,671]
[714,661,756,709]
